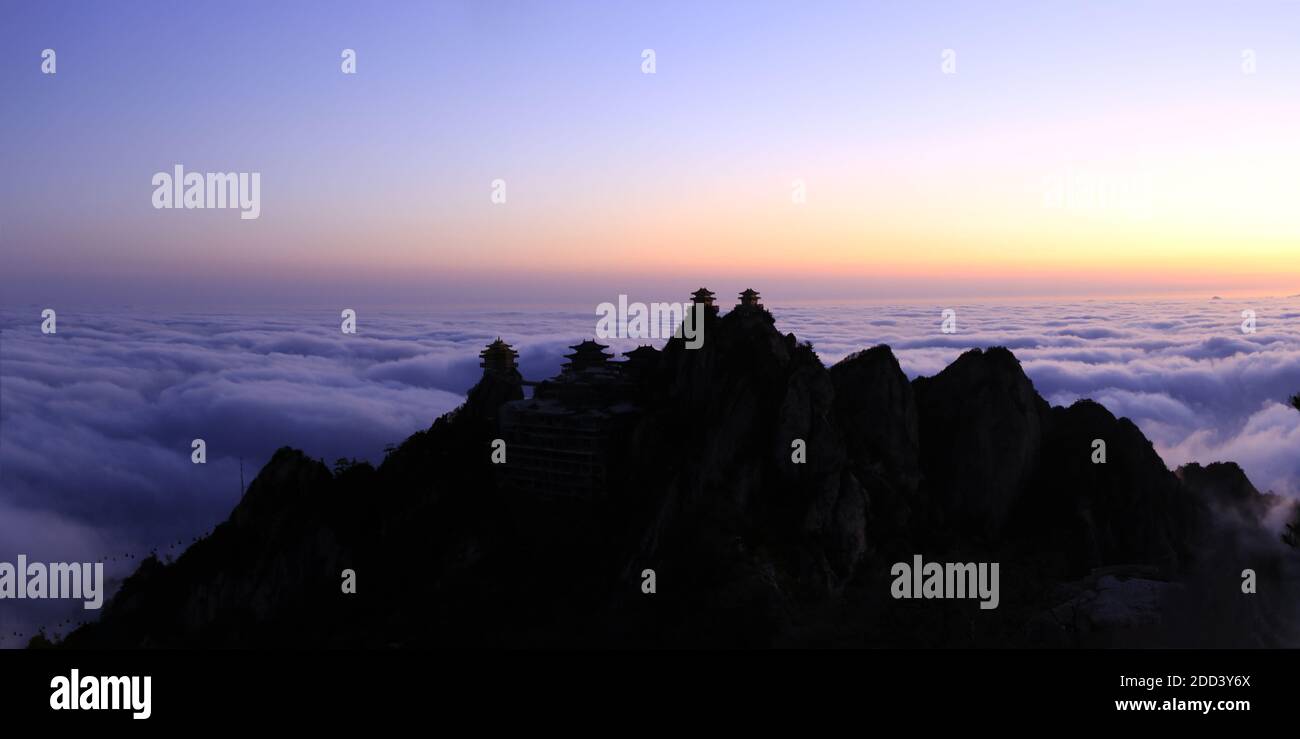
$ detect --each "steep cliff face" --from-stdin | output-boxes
[56,308,1295,649]
[1178,461,1273,524]
[831,345,919,495]
[1015,400,1192,576]
[82,450,351,647]
[913,347,1050,540]
[829,345,919,557]
[606,307,871,643]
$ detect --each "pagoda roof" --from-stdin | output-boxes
[564,339,613,363]
[623,345,660,360]
[739,288,760,298]
[691,287,716,299]
[479,337,519,358]
[566,339,611,353]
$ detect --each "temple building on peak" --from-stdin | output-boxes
[561,339,614,374]
[622,344,659,366]
[737,288,763,309]
[480,286,764,499]
[479,337,519,374]
[732,287,776,325]
[494,337,639,499]
[619,345,660,384]
[691,287,720,315]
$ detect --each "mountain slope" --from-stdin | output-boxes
[56,308,1298,648]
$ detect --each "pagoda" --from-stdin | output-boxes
[562,339,614,373]
[690,287,720,316]
[479,337,519,374]
[737,288,763,309]
[622,345,660,364]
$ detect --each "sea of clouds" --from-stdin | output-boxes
[2,296,1298,644]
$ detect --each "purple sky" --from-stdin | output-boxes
[5,1,1300,305]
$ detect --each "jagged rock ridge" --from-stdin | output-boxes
[56,297,1299,648]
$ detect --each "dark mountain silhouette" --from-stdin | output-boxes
[1287,398,1300,549]
[53,297,1299,648]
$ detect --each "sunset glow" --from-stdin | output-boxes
[4,1,1300,306]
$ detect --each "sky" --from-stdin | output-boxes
[4,1,1300,307]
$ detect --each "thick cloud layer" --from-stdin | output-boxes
[2,297,1298,644]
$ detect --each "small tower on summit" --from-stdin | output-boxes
[737,288,763,309]
[562,339,614,373]
[471,338,523,423]
[691,287,720,315]
[479,337,519,375]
